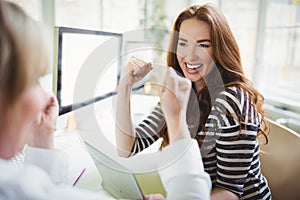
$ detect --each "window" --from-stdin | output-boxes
[6,0,41,21]
[55,0,102,30]
[257,0,300,133]
[218,0,259,79]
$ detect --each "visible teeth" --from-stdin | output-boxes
[186,64,201,69]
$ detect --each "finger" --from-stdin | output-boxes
[131,56,147,66]
[142,62,153,74]
[130,57,152,68]
[143,195,150,200]
[128,59,140,75]
[45,96,59,117]
[131,60,152,76]
[129,57,146,70]
[143,194,165,200]
[134,62,152,77]
[129,60,144,76]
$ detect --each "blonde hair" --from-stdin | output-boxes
[0,1,49,109]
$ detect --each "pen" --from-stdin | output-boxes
[72,168,86,186]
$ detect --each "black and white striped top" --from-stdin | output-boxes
[130,86,271,199]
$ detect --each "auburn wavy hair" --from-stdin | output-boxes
[158,4,269,148]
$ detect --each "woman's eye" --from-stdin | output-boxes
[198,44,210,48]
[178,42,188,47]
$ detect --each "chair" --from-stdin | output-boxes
[259,119,300,200]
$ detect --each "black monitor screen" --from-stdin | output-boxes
[53,27,122,115]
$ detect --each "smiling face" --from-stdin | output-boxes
[176,18,215,86]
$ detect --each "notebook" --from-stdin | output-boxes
[83,142,166,199]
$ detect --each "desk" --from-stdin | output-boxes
[54,129,101,190]
[54,94,161,198]
[54,129,115,199]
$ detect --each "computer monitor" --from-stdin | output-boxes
[53,27,123,115]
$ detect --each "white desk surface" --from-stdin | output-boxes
[54,129,103,190]
[54,94,161,199]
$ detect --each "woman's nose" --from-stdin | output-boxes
[185,46,199,61]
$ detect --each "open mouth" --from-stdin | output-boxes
[186,63,202,71]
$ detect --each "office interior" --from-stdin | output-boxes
[7,0,300,199]
[11,0,300,133]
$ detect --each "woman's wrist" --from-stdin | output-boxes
[118,75,134,91]
[166,116,190,143]
[168,125,191,144]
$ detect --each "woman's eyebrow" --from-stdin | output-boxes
[178,37,188,42]
[178,37,211,43]
[196,39,211,43]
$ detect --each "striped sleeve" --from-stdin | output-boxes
[209,87,261,196]
[130,103,165,155]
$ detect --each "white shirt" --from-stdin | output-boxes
[159,139,211,200]
[0,146,111,200]
[0,139,211,200]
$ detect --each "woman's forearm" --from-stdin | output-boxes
[115,58,153,157]
[115,77,136,157]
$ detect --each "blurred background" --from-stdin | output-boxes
[8,0,300,133]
